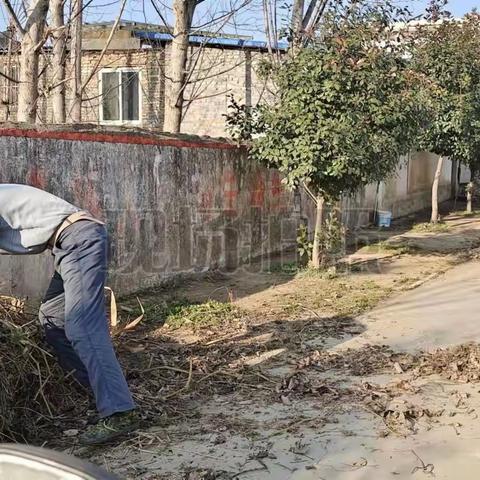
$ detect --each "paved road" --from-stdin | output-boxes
[290,259,480,480]
[337,259,480,353]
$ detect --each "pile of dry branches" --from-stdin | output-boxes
[0,295,273,444]
[0,296,85,442]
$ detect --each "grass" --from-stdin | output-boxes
[281,278,391,318]
[449,210,480,218]
[126,298,245,330]
[394,275,421,286]
[360,241,413,255]
[325,280,391,316]
[165,300,244,329]
[296,265,339,279]
[268,262,300,275]
[411,222,450,233]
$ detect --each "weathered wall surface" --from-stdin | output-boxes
[0,126,454,298]
[380,151,453,217]
[177,47,271,137]
[0,126,308,298]
[342,152,453,226]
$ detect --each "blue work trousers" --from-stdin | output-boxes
[38,220,135,418]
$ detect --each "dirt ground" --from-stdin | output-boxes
[54,210,480,479]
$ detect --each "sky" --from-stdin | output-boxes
[0,0,478,39]
[88,0,480,39]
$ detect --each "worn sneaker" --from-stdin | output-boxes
[79,409,140,445]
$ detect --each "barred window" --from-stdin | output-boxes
[0,63,18,106]
[99,68,141,124]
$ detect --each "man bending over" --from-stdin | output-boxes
[0,183,138,445]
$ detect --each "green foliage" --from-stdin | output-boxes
[164,300,244,330]
[296,211,345,264]
[412,222,450,233]
[255,57,277,80]
[424,0,451,22]
[296,224,313,261]
[316,211,345,257]
[224,95,262,144]
[249,1,422,201]
[412,13,480,174]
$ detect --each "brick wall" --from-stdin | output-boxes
[175,46,273,137]
[76,49,165,126]
[0,44,273,137]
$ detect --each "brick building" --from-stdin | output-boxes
[0,22,285,137]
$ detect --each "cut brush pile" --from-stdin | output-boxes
[0,296,85,442]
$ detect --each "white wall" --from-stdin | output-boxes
[342,151,453,229]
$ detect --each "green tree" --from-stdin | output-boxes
[412,10,480,221]
[454,91,480,213]
[247,1,422,267]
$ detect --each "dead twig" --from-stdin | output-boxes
[230,465,268,479]
[163,357,194,400]
[411,450,435,475]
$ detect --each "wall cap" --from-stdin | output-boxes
[0,123,246,151]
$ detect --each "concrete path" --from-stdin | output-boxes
[290,259,480,480]
[337,259,480,353]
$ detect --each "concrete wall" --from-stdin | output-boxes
[0,126,454,298]
[380,151,453,217]
[0,125,308,298]
[342,152,453,226]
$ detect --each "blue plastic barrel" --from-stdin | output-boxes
[377,210,392,228]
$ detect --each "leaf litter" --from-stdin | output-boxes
[6,282,480,480]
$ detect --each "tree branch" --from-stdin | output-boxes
[1,0,26,35]
[79,0,127,93]
[191,0,253,31]
[302,181,318,204]
[0,69,20,83]
[302,0,329,34]
[302,0,316,28]
[150,0,170,30]
[262,0,274,57]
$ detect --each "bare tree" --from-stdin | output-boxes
[1,23,17,120]
[51,0,66,122]
[264,0,330,53]
[290,0,304,47]
[431,156,444,223]
[1,0,49,123]
[69,0,82,122]
[163,0,256,133]
[164,0,200,133]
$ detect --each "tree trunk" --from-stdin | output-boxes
[69,0,82,122]
[467,169,476,214]
[164,0,196,133]
[310,195,324,269]
[51,0,66,123]
[453,160,461,210]
[290,0,305,49]
[431,156,444,223]
[17,0,48,123]
[4,24,13,120]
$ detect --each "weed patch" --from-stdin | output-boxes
[411,222,450,233]
[135,299,246,330]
